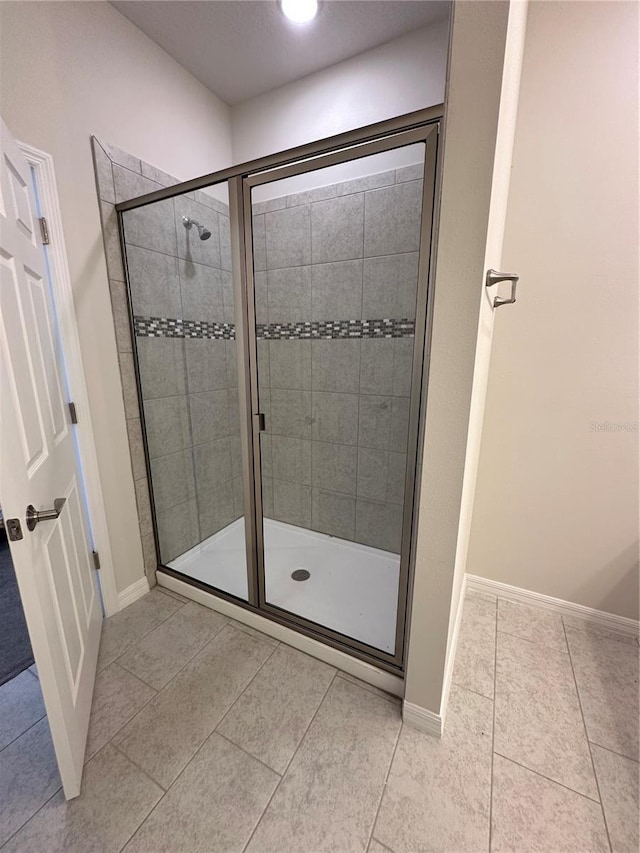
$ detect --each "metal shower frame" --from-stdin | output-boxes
[116,104,444,675]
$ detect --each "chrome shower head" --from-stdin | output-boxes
[182,216,211,241]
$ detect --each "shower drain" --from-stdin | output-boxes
[291,569,310,582]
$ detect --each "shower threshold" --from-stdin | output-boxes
[168,517,400,654]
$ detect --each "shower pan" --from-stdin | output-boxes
[116,107,441,676]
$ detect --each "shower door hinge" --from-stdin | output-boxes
[38,217,50,245]
[68,402,78,424]
[92,550,101,571]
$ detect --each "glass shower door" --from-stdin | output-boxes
[121,180,250,601]
[246,131,437,662]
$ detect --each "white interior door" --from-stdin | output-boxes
[0,117,102,799]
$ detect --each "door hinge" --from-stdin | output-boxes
[68,402,78,424]
[92,550,101,571]
[38,216,50,245]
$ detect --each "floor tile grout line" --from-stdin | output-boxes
[562,618,613,852]
[496,626,569,655]
[99,620,242,758]
[214,729,284,779]
[450,680,494,702]
[0,712,47,754]
[334,672,401,706]
[240,669,339,853]
[488,596,498,853]
[113,613,231,693]
[588,740,640,764]
[213,640,280,734]
[366,710,403,852]
[0,783,63,850]
[111,741,168,794]
[493,752,602,805]
[99,592,188,672]
[112,643,280,853]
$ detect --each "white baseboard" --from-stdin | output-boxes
[466,574,639,637]
[118,576,150,610]
[403,700,442,737]
[157,573,405,698]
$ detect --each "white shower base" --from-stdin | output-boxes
[169,517,400,653]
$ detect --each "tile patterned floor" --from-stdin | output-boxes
[1,586,638,852]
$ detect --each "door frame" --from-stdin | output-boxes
[117,105,444,675]
[18,141,119,616]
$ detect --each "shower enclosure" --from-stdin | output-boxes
[116,109,440,673]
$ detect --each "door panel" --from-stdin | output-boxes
[244,131,438,667]
[0,117,102,798]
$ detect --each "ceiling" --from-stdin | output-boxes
[110,0,450,105]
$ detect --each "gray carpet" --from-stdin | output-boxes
[0,530,34,686]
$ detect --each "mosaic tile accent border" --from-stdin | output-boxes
[134,316,236,340]
[134,316,415,341]
[256,318,415,340]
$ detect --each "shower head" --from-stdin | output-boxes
[182,216,211,241]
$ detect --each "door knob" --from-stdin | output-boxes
[486,269,519,307]
[25,498,66,532]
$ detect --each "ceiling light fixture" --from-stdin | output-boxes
[280,0,319,25]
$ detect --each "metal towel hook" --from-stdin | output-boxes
[485,269,519,308]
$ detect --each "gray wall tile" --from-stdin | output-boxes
[355,499,403,553]
[311,340,361,393]
[137,338,186,400]
[122,197,177,256]
[93,142,115,204]
[113,165,160,205]
[396,163,424,183]
[360,340,394,396]
[286,184,338,206]
[364,181,423,257]
[126,245,181,318]
[179,261,224,322]
[312,489,356,540]
[101,140,142,173]
[271,436,312,485]
[265,205,311,269]
[175,195,221,268]
[387,452,407,505]
[261,476,274,518]
[273,479,312,528]
[311,194,364,264]
[252,214,266,272]
[226,341,239,389]
[158,499,199,562]
[390,397,410,448]
[357,448,389,502]
[256,339,270,388]
[185,339,227,393]
[198,482,236,540]
[269,340,311,390]
[189,390,230,445]
[311,442,357,495]
[150,450,196,512]
[99,202,125,282]
[358,395,392,450]
[126,418,147,482]
[337,170,395,195]
[254,271,268,324]
[312,392,359,445]
[193,438,233,493]
[270,389,312,439]
[392,338,414,396]
[232,476,244,518]
[362,253,419,320]
[311,260,363,321]
[119,352,140,419]
[218,214,231,271]
[144,396,191,459]
[221,270,235,324]
[260,433,272,479]
[253,197,287,215]
[231,434,244,478]
[267,266,312,323]
[109,279,133,353]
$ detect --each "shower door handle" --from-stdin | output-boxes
[485,269,519,307]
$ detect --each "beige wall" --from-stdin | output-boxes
[0,1,232,596]
[468,1,640,620]
[405,0,511,715]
